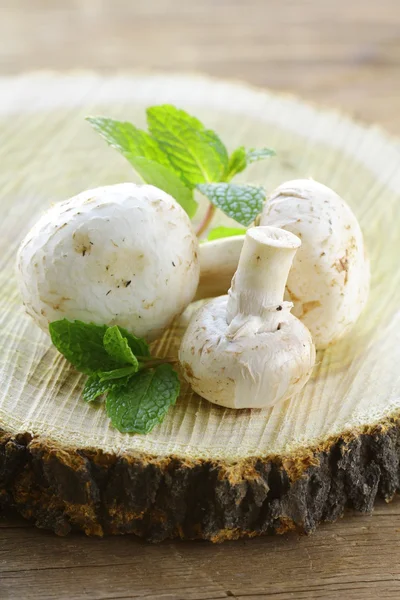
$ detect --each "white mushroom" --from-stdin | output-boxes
[179,226,315,409]
[260,179,370,348]
[197,236,243,301]
[17,183,199,341]
[196,179,370,349]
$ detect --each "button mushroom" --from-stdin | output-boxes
[260,179,370,348]
[17,183,199,341]
[196,179,370,349]
[179,226,316,409]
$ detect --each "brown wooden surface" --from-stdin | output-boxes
[2,0,400,133]
[2,500,400,600]
[1,1,400,599]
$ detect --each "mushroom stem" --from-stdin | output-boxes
[195,235,244,301]
[226,226,301,325]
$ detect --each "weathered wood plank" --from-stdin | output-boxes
[1,500,400,599]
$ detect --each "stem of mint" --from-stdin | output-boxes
[50,320,180,435]
[138,356,179,369]
[195,203,217,237]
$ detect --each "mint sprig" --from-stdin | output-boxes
[86,117,197,218]
[50,319,179,434]
[106,364,179,434]
[83,375,125,403]
[49,320,119,375]
[87,106,275,236]
[225,146,276,179]
[103,325,139,366]
[146,105,229,188]
[197,183,265,227]
[86,117,172,167]
[99,365,139,381]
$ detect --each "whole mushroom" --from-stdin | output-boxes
[196,179,370,349]
[260,179,370,348]
[179,226,316,409]
[17,183,199,341]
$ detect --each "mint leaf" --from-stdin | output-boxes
[83,375,114,402]
[49,320,119,375]
[246,147,276,164]
[83,374,132,402]
[225,147,247,179]
[128,156,198,218]
[116,327,151,358]
[83,375,110,402]
[106,364,180,433]
[86,116,171,167]
[103,325,138,366]
[197,183,265,227]
[226,146,275,179]
[99,365,138,381]
[147,105,228,188]
[207,226,246,241]
[86,116,197,218]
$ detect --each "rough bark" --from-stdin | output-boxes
[0,418,399,542]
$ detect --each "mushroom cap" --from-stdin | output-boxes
[260,179,370,348]
[17,183,199,341]
[179,296,315,409]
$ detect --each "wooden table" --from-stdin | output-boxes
[1,1,400,598]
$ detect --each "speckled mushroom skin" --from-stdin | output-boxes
[261,179,370,349]
[179,295,315,409]
[16,183,200,341]
[180,227,316,410]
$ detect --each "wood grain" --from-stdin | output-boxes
[1,73,400,547]
[1,0,400,132]
[1,499,400,600]
[1,1,400,598]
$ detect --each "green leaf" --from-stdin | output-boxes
[103,325,137,366]
[106,364,180,434]
[128,156,198,218]
[226,146,275,179]
[116,327,151,358]
[82,375,113,402]
[246,147,276,164]
[225,146,247,179]
[86,116,171,167]
[82,374,132,402]
[99,365,138,381]
[197,183,266,227]
[86,116,197,218]
[49,320,119,375]
[207,226,247,241]
[146,105,229,188]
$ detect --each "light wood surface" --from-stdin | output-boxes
[1,1,400,599]
[3,73,398,463]
[1,70,399,531]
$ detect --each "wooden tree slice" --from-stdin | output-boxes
[1,73,400,542]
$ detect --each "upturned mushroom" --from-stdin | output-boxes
[196,179,370,349]
[17,183,199,341]
[179,226,316,409]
